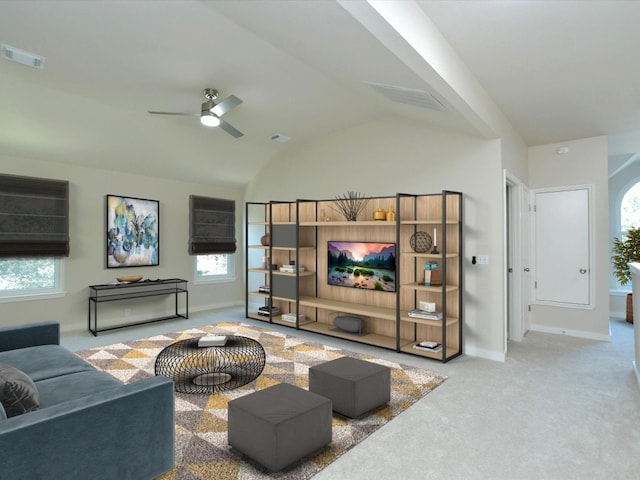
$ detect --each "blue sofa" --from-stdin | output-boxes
[0,321,175,479]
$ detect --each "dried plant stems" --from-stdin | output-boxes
[330,191,370,221]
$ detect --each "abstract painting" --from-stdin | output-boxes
[106,195,159,268]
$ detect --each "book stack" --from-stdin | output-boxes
[258,306,281,316]
[198,335,228,347]
[279,265,305,273]
[413,341,442,353]
[282,313,305,323]
[258,285,270,294]
[408,309,443,320]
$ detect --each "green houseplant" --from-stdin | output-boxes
[611,226,640,323]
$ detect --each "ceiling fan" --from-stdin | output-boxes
[148,88,244,138]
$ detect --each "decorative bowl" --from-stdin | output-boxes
[116,275,143,283]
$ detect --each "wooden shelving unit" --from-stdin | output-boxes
[245,191,463,362]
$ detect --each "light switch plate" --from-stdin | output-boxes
[476,254,489,265]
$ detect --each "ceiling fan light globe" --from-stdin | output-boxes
[200,113,220,127]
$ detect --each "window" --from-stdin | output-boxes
[189,195,236,255]
[194,253,235,284]
[0,173,69,257]
[189,195,236,284]
[0,257,64,300]
[0,173,68,300]
[620,181,640,234]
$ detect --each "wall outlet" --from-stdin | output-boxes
[476,254,489,265]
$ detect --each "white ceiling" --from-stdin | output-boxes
[0,0,638,187]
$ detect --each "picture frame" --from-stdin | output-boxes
[106,194,159,268]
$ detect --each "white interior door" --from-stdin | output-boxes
[533,186,592,307]
[521,185,531,332]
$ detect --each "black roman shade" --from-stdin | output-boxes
[189,195,236,254]
[0,173,70,257]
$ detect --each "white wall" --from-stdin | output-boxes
[246,116,509,360]
[528,136,610,339]
[0,154,245,333]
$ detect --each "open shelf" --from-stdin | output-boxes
[299,220,397,227]
[401,283,459,293]
[399,312,459,328]
[301,321,397,349]
[399,341,458,360]
[299,296,397,321]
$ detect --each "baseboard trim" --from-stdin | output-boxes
[62,301,244,334]
[464,345,506,362]
[610,289,631,297]
[529,323,611,342]
[189,300,243,314]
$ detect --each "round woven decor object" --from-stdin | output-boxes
[410,231,433,253]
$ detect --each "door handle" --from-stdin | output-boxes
[524,267,530,272]
[579,268,587,274]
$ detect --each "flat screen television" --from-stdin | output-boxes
[327,241,396,292]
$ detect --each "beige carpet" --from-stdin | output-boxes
[76,322,447,480]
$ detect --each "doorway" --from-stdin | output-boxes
[504,171,530,348]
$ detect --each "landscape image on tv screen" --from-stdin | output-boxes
[327,241,396,292]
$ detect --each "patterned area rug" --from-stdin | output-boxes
[76,322,447,480]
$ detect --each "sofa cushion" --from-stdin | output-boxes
[0,363,40,417]
[35,369,120,408]
[0,345,95,382]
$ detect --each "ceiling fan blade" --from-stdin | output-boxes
[211,95,242,117]
[218,118,244,138]
[148,111,199,117]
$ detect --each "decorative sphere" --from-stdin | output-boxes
[410,231,433,253]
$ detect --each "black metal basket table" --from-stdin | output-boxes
[154,336,266,393]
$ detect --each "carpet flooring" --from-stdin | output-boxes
[75,322,447,480]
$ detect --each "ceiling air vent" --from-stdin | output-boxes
[362,81,446,112]
[1,44,45,69]
[271,134,291,143]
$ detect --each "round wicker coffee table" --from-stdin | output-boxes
[154,336,266,393]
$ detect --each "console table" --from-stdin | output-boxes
[88,278,188,336]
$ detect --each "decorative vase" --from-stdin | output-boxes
[260,233,270,246]
[387,206,396,221]
[373,208,387,221]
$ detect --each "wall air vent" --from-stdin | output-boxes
[1,44,45,69]
[362,81,446,112]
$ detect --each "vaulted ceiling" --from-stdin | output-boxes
[1,1,638,186]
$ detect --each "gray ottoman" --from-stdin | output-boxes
[227,382,332,471]
[309,356,390,418]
